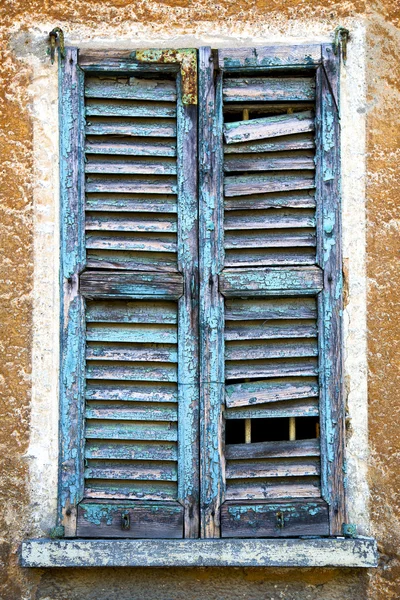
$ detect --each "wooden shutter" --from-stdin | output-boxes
[199,45,344,537]
[59,49,199,538]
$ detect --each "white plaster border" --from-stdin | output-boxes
[19,20,369,537]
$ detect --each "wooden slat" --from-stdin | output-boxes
[86,233,177,253]
[225,358,318,380]
[79,50,179,72]
[85,77,177,102]
[225,297,316,321]
[85,138,177,157]
[77,501,183,539]
[85,440,178,461]
[225,398,319,419]
[86,300,177,324]
[221,500,329,538]
[224,151,314,172]
[85,382,177,403]
[225,339,317,361]
[220,266,323,297]
[225,477,321,500]
[226,458,320,479]
[226,438,320,460]
[223,77,315,102]
[86,251,177,273]
[86,342,177,363]
[86,401,177,421]
[85,99,177,118]
[84,480,177,501]
[224,111,314,145]
[86,118,176,137]
[86,362,177,382]
[224,248,316,268]
[85,460,178,481]
[224,190,315,211]
[86,194,177,213]
[218,45,322,70]
[226,378,319,408]
[224,172,314,197]
[86,177,177,195]
[85,157,177,175]
[225,320,317,340]
[85,420,178,441]
[225,231,316,249]
[224,133,315,155]
[224,209,315,230]
[86,323,177,343]
[80,271,184,300]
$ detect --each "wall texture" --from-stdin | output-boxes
[0,1,399,599]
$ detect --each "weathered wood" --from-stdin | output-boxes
[80,271,183,300]
[224,111,315,145]
[225,297,317,321]
[20,538,379,568]
[225,378,319,408]
[218,45,322,70]
[77,501,183,538]
[221,500,328,537]
[85,157,177,175]
[85,401,178,421]
[86,232,177,253]
[86,300,177,324]
[198,47,225,538]
[86,176,177,195]
[86,323,177,344]
[86,194,178,213]
[85,381,177,402]
[224,132,315,154]
[86,362,177,383]
[86,342,177,363]
[224,208,315,230]
[85,460,178,481]
[79,50,179,73]
[226,438,320,460]
[84,480,177,501]
[85,76,177,102]
[85,440,178,461]
[173,73,201,538]
[86,117,176,137]
[223,77,315,102]
[224,248,316,268]
[224,172,315,197]
[225,320,317,340]
[224,151,315,172]
[225,339,317,361]
[315,56,346,535]
[86,251,178,273]
[225,477,321,500]
[58,47,86,536]
[85,138,177,157]
[224,231,316,250]
[225,398,319,419]
[85,420,178,441]
[220,266,323,297]
[85,99,177,118]
[225,358,318,380]
[226,458,320,479]
[224,190,315,211]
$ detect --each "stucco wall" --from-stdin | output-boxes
[0,1,399,598]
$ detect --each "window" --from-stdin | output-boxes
[58,43,344,541]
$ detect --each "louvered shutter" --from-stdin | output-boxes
[59,49,199,538]
[199,46,344,537]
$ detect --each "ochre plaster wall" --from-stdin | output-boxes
[0,1,399,598]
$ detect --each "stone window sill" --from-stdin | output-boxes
[21,537,378,568]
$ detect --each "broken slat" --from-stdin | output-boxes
[85,440,178,461]
[224,132,315,155]
[86,342,177,363]
[224,172,315,197]
[224,111,314,145]
[85,401,177,421]
[223,77,315,102]
[225,398,319,419]
[224,151,315,172]
[85,382,177,403]
[225,378,319,408]
[86,118,176,137]
[85,77,177,102]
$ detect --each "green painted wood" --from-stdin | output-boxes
[316,47,345,535]
[225,320,317,340]
[224,190,315,211]
[225,297,317,321]
[79,50,180,74]
[85,76,177,101]
[224,133,315,154]
[85,381,177,402]
[58,47,86,536]
[224,151,315,172]
[85,460,178,481]
[85,440,178,461]
[86,118,176,137]
[224,111,315,145]
[86,342,177,363]
[218,45,322,70]
[224,208,315,230]
[86,323,177,343]
[224,398,319,419]
[176,71,200,538]
[85,99,177,118]
[225,231,316,250]
[86,300,177,324]
[85,401,178,421]
[223,77,315,102]
[86,176,177,195]
[221,500,329,538]
[86,362,177,383]
[225,358,318,380]
[85,156,177,175]
[85,420,178,441]
[224,172,315,197]
[85,138,177,157]
[84,480,177,501]
[86,232,177,253]
[86,194,177,213]
[224,248,316,268]
[225,339,318,361]
[198,47,225,538]
[86,212,177,232]
[220,266,323,297]
[225,378,319,408]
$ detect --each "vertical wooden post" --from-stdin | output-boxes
[289,417,296,441]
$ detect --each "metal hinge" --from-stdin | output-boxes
[49,27,65,64]
[136,48,197,105]
[333,26,350,65]
[49,525,65,539]
[342,523,357,538]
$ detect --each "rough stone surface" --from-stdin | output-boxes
[0,0,399,598]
